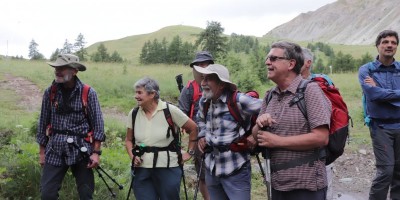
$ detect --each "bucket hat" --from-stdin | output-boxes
[189,51,214,67]
[47,54,86,71]
[194,64,237,90]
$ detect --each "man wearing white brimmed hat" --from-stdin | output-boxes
[195,64,262,200]
[178,51,214,200]
[37,54,105,199]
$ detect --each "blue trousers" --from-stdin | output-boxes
[40,162,94,200]
[133,167,182,200]
[272,187,327,200]
[205,161,251,200]
[369,122,400,200]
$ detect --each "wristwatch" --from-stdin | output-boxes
[92,150,102,155]
[187,149,195,156]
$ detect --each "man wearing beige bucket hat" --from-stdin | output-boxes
[178,51,214,200]
[195,64,262,200]
[36,54,105,199]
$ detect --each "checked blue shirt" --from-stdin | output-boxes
[36,77,105,166]
[197,91,262,176]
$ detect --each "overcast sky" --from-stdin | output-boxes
[1,0,336,59]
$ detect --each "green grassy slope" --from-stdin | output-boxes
[86,25,204,64]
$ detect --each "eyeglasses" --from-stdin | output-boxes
[266,55,289,62]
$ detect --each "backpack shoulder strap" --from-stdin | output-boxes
[289,79,310,120]
[163,103,176,139]
[265,89,274,106]
[163,103,183,166]
[81,84,91,117]
[226,90,245,128]
[50,84,58,107]
[367,62,377,74]
[187,80,201,119]
[131,107,140,143]
[203,99,211,122]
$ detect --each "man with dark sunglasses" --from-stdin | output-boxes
[253,41,331,200]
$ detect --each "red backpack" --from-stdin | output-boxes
[186,80,202,119]
[46,83,93,143]
[267,75,350,165]
[203,90,259,152]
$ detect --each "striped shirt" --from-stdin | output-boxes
[197,91,262,176]
[36,77,105,166]
[260,75,331,191]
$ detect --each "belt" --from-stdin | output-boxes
[372,118,400,124]
[52,129,87,138]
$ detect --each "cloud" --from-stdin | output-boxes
[0,0,336,58]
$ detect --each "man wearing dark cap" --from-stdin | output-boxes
[178,51,214,200]
[36,54,105,199]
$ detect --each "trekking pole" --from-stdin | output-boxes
[126,160,135,200]
[66,138,121,198]
[175,74,183,93]
[256,153,267,185]
[181,164,188,200]
[264,148,272,200]
[126,147,144,200]
[95,168,116,198]
[260,127,272,200]
[97,166,124,190]
[193,153,204,200]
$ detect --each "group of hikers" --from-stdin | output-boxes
[36,29,400,200]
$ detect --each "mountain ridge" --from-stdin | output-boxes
[265,0,400,45]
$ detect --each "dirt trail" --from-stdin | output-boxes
[1,73,374,200]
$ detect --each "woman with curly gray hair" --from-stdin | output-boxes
[125,77,198,200]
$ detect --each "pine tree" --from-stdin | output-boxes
[195,21,227,59]
[28,39,44,60]
[74,33,87,61]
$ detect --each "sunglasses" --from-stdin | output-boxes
[266,55,289,62]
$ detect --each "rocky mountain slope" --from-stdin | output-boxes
[265,0,400,45]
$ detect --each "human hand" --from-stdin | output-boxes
[132,155,142,167]
[364,76,377,87]
[257,130,279,148]
[256,113,276,128]
[246,135,257,149]
[181,152,192,164]
[87,153,100,168]
[197,138,206,153]
[39,152,45,167]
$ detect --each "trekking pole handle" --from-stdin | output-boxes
[175,74,183,93]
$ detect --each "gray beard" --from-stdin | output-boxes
[202,90,214,100]
[55,74,72,83]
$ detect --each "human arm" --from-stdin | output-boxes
[195,97,207,152]
[125,127,142,167]
[257,125,329,151]
[359,63,400,104]
[86,88,104,168]
[87,88,105,142]
[181,119,198,163]
[257,82,330,151]
[37,87,51,167]
[87,140,101,168]
[178,85,192,116]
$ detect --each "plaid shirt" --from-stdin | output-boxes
[261,75,331,191]
[197,91,262,176]
[36,77,105,166]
